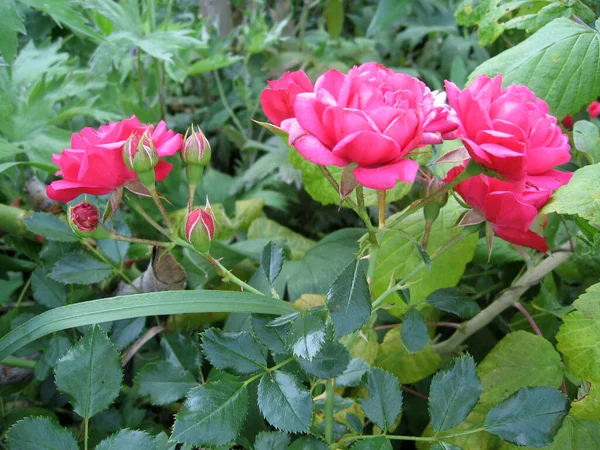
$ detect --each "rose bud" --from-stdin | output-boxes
[123,131,159,186]
[182,126,211,167]
[183,203,216,253]
[68,202,110,238]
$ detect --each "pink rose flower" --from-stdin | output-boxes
[445,74,570,184]
[260,71,314,126]
[273,62,457,190]
[47,116,182,203]
[589,101,600,119]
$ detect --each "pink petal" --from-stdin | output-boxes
[294,93,333,147]
[46,180,113,203]
[286,119,347,166]
[156,132,182,157]
[333,131,401,167]
[154,161,173,181]
[353,159,419,190]
[493,225,549,252]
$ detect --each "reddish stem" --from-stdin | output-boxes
[373,321,460,331]
[514,302,543,337]
[401,385,429,400]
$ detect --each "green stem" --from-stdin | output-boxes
[187,183,195,214]
[337,427,487,447]
[378,190,386,229]
[243,357,295,386]
[0,204,29,236]
[325,378,335,444]
[83,242,139,290]
[109,232,170,248]
[147,184,173,232]
[156,60,167,120]
[84,417,89,450]
[214,70,246,136]
[202,252,266,297]
[123,195,170,239]
[15,276,32,309]
[0,356,36,369]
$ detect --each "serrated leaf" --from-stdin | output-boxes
[469,18,600,120]
[429,355,482,432]
[0,0,25,64]
[34,334,71,380]
[431,442,463,450]
[110,317,145,350]
[135,361,196,405]
[484,387,569,447]
[401,309,429,353]
[336,357,369,388]
[573,120,600,164]
[171,380,248,446]
[252,315,288,354]
[297,340,351,378]
[543,415,600,450]
[31,267,67,309]
[254,431,291,450]
[326,259,372,338]
[286,312,326,360]
[161,333,202,375]
[426,288,480,318]
[50,252,113,285]
[557,311,600,382]
[96,429,158,450]
[6,417,78,450]
[258,371,313,433]
[202,329,266,374]
[351,436,392,449]
[288,436,328,449]
[54,325,122,419]
[359,367,403,431]
[477,331,564,405]
[23,213,78,242]
[261,241,285,284]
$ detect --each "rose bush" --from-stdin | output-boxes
[46,116,182,202]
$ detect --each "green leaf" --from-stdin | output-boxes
[326,0,344,39]
[6,417,78,450]
[429,355,482,432]
[34,334,71,380]
[557,312,600,382]
[366,0,411,37]
[484,387,569,447]
[23,213,78,242]
[426,288,480,318]
[297,340,351,378]
[543,415,600,450]
[0,161,57,175]
[161,333,202,376]
[252,315,288,354]
[96,429,158,450]
[248,218,315,260]
[431,442,463,450]
[254,431,291,450]
[401,309,429,353]
[477,331,564,405]
[110,317,145,350]
[288,436,328,449]
[0,0,25,64]
[172,380,248,446]
[326,259,371,338]
[0,290,295,360]
[54,325,122,419]
[202,329,266,374]
[336,357,369,387]
[469,18,600,120]
[574,121,600,164]
[543,163,600,226]
[135,361,196,405]
[261,241,285,284]
[258,371,313,433]
[372,199,477,313]
[359,367,403,431]
[286,312,326,359]
[351,436,392,449]
[570,382,600,420]
[31,267,67,309]
[187,53,243,75]
[50,252,113,285]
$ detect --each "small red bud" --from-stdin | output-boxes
[68,202,101,238]
[182,126,211,168]
[123,131,158,174]
[183,201,216,253]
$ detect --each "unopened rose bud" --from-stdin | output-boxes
[123,131,158,186]
[183,203,216,253]
[182,126,211,186]
[68,202,110,239]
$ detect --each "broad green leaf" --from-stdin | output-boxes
[288,436,328,449]
[543,415,600,450]
[171,380,248,446]
[469,18,600,120]
[372,199,477,313]
[258,371,313,433]
[252,315,288,354]
[110,317,145,350]
[557,311,600,382]
[202,329,266,374]
[574,121,600,164]
[254,431,291,450]
[96,429,158,450]
[401,309,429,353]
[135,361,196,405]
[374,327,441,384]
[54,325,122,419]
[23,213,78,242]
[429,355,482,432]
[50,252,113,285]
[6,417,78,450]
[286,312,326,359]
[426,288,480,318]
[326,0,344,39]
[161,334,202,376]
[431,443,463,450]
[248,218,315,260]
[351,436,392,449]
[366,0,411,37]
[359,367,403,431]
[571,278,600,316]
[484,387,569,447]
[297,340,351,378]
[326,259,371,338]
[187,53,243,75]
[336,357,369,387]
[570,382,600,420]
[477,331,564,405]
[0,291,295,360]
[261,241,284,284]
[34,334,70,380]
[0,0,25,64]
[31,267,67,309]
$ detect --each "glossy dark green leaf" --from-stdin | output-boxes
[426,288,480,318]
[401,309,429,353]
[315,395,354,413]
[431,442,463,450]
[252,315,288,354]
[202,329,266,374]
[258,371,313,433]
[351,436,392,449]
[429,355,482,432]
[96,429,158,450]
[6,417,78,450]
[171,380,248,446]
[23,213,78,242]
[135,361,196,405]
[286,312,326,360]
[254,431,291,450]
[31,267,67,309]
[34,334,71,380]
[110,317,145,350]
[161,333,202,375]
[359,367,403,431]
[326,259,372,338]
[346,413,363,432]
[50,252,113,285]
[484,387,569,447]
[261,241,284,284]
[336,358,369,387]
[54,325,122,419]
[288,436,328,450]
[297,340,350,378]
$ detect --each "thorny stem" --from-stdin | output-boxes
[514,302,543,337]
[110,232,170,248]
[202,252,265,297]
[123,195,171,238]
[335,427,487,447]
[147,184,173,232]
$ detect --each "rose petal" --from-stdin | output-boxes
[353,158,419,190]
[333,131,401,166]
[286,119,347,166]
[493,225,549,252]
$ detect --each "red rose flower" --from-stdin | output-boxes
[589,101,600,119]
[260,71,313,126]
